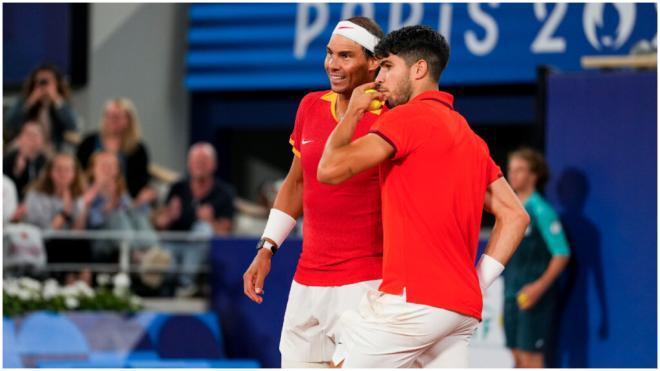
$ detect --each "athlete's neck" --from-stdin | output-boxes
[408,81,440,102]
[335,92,352,121]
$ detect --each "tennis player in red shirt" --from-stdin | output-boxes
[243,17,388,368]
[318,25,530,367]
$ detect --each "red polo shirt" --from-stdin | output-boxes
[290,90,386,286]
[370,90,502,320]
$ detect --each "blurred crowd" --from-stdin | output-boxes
[3,64,283,297]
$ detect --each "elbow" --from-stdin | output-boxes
[500,206,530,233]
[520,208,531,228]
[517,208,531,231]
[516,208,531,236]
[316,164,342,185]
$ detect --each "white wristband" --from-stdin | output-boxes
[262,208,297,248]
[476,254,505,291]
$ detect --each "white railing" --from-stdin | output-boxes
[8,229,216,274]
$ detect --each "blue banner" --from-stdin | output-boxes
[186,3,657,90]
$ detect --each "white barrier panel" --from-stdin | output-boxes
[469,277,514,368]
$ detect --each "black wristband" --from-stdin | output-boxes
[256,238,278,256]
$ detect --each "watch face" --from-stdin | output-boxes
[256,239,276,254]
[256,239,269,248]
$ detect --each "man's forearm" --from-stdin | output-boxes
[535,256,570,291]
[483,212,529,266]
[318,109,363,183]
[327,109,363,151]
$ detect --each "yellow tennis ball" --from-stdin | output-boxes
[517,293,529,307]
[364,89,383,111]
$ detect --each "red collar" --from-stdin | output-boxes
[410,90,454,110]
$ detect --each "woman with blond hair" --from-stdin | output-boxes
[76,97,155,206]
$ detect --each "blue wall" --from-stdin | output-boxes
[545,70,657,367]
[210,238,301,368]
[3,4,71,86]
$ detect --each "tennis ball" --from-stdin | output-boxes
[517,292,529,307]
[364,89,383,111]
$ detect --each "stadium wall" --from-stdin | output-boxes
[545,70,657,368]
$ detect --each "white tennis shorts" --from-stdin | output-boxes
[279,279,381,364]
[340,289,479,368]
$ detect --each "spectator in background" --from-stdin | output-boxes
[24,153,87,231]
[5,64,78,150]
[76,97,156,207]
[155,142,234,234]
[23,153,90,284]
[504,148,571,368]
[79,151,134,262]
[3,176,18,224]
[3,120,48,211]
[154,142,235,296]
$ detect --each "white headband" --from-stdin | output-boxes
[331,20,380,53]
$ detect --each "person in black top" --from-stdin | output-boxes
[76,97,156,206]
[154,142,235,295]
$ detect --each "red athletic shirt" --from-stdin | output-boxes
[370,91,502,320]
[290,90,385,286]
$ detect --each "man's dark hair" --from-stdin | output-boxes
[22,63,70,100]
[347,16,385,58]
[375,25,450,82]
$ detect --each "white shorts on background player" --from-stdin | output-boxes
[339,289,479,368]
[279,279,381,365]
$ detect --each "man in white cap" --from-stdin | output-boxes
[243,17,386,368]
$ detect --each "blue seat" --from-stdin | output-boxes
[3,318,23,367]
[156,315,223,359]
[16,312,89,355]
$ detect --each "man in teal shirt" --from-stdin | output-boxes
[504,148,571,368]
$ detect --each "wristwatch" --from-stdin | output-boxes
[256,238,278,256]
[59,210,73,223]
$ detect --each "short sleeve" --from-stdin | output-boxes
[290,95,312,158]
[486,157,503,184]
[370,108,431,160]
[535,204,571,256]
[212,183,235,220]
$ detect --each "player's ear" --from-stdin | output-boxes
[413,59,429,81]
[367,56,380,74]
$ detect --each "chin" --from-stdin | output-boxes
[386,98,400,108]
[330,85,348,94]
